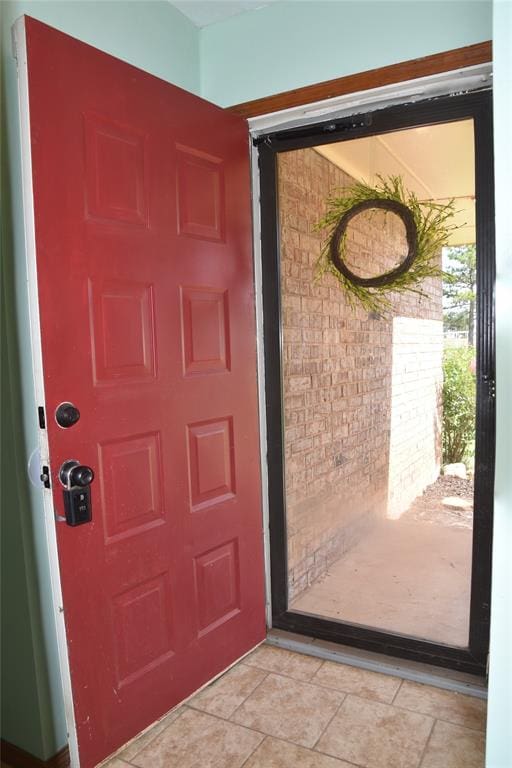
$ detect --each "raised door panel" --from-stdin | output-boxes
[26,17,265,768]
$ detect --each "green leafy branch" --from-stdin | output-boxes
[315,175,458,313]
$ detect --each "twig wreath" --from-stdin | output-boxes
[315,175,457,313]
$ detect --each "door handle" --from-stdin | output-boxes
[55,402,80,428]
[59,460,94,488]
[59,460,94,526]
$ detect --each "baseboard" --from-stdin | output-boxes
[0,740,70,768]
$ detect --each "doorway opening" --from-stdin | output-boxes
[259,91,494,675]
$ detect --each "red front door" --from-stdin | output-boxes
[21,17,265,767]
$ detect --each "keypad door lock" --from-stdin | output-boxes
[59,459,94,526]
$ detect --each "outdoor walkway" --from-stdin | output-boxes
[291,475,474,646]
[104,644,485,768]
[291,518,472,646]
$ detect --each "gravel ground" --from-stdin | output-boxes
[402,475,474,529]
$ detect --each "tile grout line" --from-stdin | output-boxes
[232,666,349,745]
[186,692,297,741]
[242,663,336,691]
[311,693,437,768]
[248,653,408,702]
[173,690,347,753]
[121,757,143,768]
[313,735,374,767]
[386,700,486,733]
[114,706,188,765]
[417,716,438,768]
[212,669,270,722]
[267,668,384,698]
[117,750,150,768]
[243,655,325,684]
[317,688,486,733]
[310,691,347,751]
[243,658,404,698]
[310,678,404,706]
[296,669,486,727]
[309,698,436,768]
[309,657,328,686]
[239,734,367,768]
[238,735,269,768]
[390,676,404,704]
[124,705,269,768]
[313,743,369,768]
[304,736,370,768]
[120,707,191,768]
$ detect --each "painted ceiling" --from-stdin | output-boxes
[171,1,274,28]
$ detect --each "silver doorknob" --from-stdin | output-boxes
[59,459,95,489]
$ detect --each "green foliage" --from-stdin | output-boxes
[315,175,457,314]
[444,309,470,333]
[442,346,476,465]
[443,244,477,345]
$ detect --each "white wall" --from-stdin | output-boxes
[200,0,491,106]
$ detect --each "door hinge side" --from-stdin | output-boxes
[38,406,46,429]
[482,373,496,401]
[40,465,51,489]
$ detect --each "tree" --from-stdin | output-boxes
[443,245,477,346]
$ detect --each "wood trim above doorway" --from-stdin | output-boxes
[228,41,492,118]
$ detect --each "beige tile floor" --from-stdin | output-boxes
[105,644,486,768]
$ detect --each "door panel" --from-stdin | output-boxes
[23,17,265,767]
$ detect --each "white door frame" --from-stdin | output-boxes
[14,12,491,760]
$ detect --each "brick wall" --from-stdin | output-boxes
[278,148,442,601]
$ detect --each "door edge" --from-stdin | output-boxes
[12,15,79,768]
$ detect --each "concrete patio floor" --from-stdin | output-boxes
[291,475,474,647]
[291,518,472,646]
